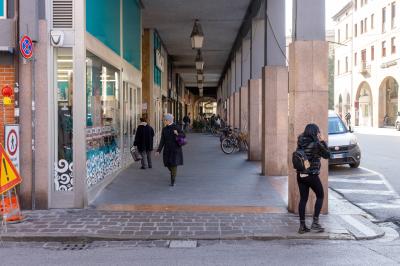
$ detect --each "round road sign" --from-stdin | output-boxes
[20,35,33,59]
[6,129,18,156]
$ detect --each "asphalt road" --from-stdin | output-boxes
[0,239,399,266]
[329,131,400,223]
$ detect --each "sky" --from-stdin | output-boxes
[286,0,350,34]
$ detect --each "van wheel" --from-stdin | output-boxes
[349,161,360,168]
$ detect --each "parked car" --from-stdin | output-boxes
[395,112,400,131]
[328,110,361,168]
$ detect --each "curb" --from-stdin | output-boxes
[0,232,355,242]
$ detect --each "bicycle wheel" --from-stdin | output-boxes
[221,138,235,154]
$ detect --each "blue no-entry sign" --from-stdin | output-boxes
[19,35,33,59]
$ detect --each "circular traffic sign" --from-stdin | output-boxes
[19,35,33,59]
[6,129,18,156]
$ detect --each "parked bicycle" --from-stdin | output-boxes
[220,129,248,154]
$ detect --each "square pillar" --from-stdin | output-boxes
[248,79,262,161]
[288,41,329,214]
[239,86,248,132]
[234,91,240,129]
[261,66,288,176]
[229,95,234,126]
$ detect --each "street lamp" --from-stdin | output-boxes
[195,50,204,71]
[197,71,204,82]
[190,19,204,49]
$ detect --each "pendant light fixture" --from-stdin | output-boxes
[190,19,204,49]
[195,50,204,71]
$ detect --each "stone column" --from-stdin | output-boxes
[234,91,240,129]
[262,66,288,176]
[248,79,262,161]
[288,41,329,214]
[261,0,287,176]
[288,0,328,214]
[239,86,248,132]
[229,95,234,126]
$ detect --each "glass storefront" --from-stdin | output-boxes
[54,48,74,191]
[85,52,121,188]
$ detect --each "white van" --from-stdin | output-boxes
[328,110,361,168]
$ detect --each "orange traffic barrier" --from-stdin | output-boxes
[0,190,23,223]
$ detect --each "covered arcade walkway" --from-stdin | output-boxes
[93,134,287,212]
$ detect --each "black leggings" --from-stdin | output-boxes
[297,174,324,221]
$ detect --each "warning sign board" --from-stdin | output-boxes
[5,125,19,172]
[0,144,22,194]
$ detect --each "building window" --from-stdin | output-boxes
[364,18,368,32]
[0,0,6,19]
[361,20,364,34]
[382,41,387,57]
[392,2,396,29]
[383,7,387,33]
[371,45,375,60]
[361,0,364,7]
[355,0,358,10]
[355,24,358,37]
[338,29,341,43]
[346,24,349,40]
[392,37,396,54]
[354,52,357,66]
[337,60,340,75]
[371,14,375,29]
[345,56,349,72]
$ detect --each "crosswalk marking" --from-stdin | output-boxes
[329,178,384,185]
[335,189,395,196]
[358,202,400,210]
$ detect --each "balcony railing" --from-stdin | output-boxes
[360,60,371,74]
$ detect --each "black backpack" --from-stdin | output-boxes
[292,148,310,172]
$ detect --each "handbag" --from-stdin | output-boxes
[130,146,142,161]
[175,133,187,147]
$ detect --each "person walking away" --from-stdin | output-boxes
[183,113,191,132]
[155,114,184,186]
[345,112,351,127]
[296,123,330,234]
[134,117,155,169]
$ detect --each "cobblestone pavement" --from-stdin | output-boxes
[1,209,359,241]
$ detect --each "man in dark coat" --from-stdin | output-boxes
[134,117,155,169]
[155,113,184,186]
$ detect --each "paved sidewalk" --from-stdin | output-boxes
[93,134,286,209]
[0,209,384,241]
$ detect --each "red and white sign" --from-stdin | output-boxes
[19,35,33,60]
[4,125,19,172]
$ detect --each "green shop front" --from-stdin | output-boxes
[50,0,142,208]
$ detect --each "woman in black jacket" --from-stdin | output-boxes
[296,123,330,234]
[156,114,184,186]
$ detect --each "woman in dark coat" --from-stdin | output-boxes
[156,114,184,186]
[134,117,154,169]
[296,123,330,234]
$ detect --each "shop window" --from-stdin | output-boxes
[86,52,121,188]
[54,48,74,191]
[0,0,6,18]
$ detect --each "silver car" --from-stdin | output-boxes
[328,111,361,168]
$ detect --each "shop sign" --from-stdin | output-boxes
[155,49,164,72]
[50,30,65,47]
